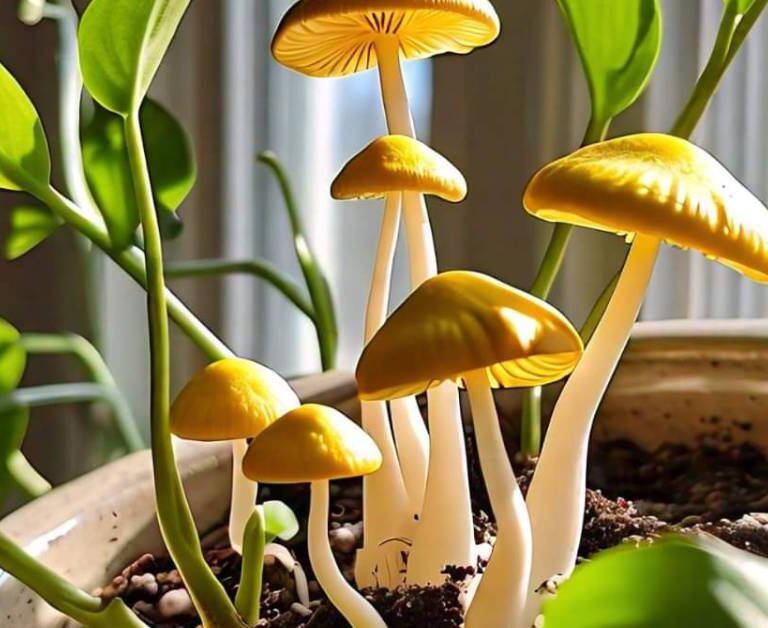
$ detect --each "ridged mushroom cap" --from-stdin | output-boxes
[356,270,583,400]
[242,404,383,483]
[272,0,500,77]
[331,135,466,202]
[524,133,768,282]
[170,358,299,441]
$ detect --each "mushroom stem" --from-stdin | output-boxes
[228,438,256,554]
[390,395,429,515]
[309,481,387,628]
[356,194,414,588]
[464,369,531,628]
[375,36,415,137]
[524,234,660,621]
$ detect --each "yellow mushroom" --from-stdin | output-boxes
[332,135,466,584]
[357,270,582,625]
[170,358,299,554]
[242,404,385,628]
[521,133,768,622]
[274,0,499,586]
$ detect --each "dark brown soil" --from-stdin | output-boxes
[102,437,768,626]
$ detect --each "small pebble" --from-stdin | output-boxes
[329,526,357,554]
[128,573,158,597]
[290,602,312,617]
[157,588,194,619]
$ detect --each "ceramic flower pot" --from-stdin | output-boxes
[1,321,766,627]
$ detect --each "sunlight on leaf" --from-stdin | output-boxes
[4,205,61,261]
[542,537,768,628]
[0,319,26,394]
[725,0,758,14]
[557,0,662,122]
[0,63,50,194]
[79,0,191,115]
[81,100,195,249]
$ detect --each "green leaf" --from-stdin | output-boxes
[0,407,30,505]
[79,0,191,115]
[81,100,195,249]
[725,0,757,14]
[262,500,299,543]
[557,0,662,122]
[4,205,61,260]
[543,537,768,628]
[0,63,51,193]
[0,319,26,394]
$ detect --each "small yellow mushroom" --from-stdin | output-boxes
[357,270,582,627]
[171,358,299,554]
[521,133,768,623]
[243,404,384,628]
[332,134,466,584]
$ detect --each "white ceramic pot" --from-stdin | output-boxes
[2,321,767,626]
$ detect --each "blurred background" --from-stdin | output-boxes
[1,0,767,491]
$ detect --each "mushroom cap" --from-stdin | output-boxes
[331,135,467,202]
[356,270,583,400]
[524,133,768,282]
[272,0,500,77]
[170,358,299,441]
[241,404,382,483]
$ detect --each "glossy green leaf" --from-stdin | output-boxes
[78,0,191,115]
[262,500,299,543]
[557,0,662,122]
[0,319,26,394]
[543,537,768,628]
[4,205,61,260]
[0,63,51,194]
[81,100,195,249]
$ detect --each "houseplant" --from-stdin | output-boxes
[2,0,768,627]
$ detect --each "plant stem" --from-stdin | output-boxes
[165,258,315,322]
[35,186,235,363]
[6,449,51,498]
[234,506,265,624]
[519,115,610,456]
[19,333,143,452]
[258,152,337,371]
[0,531,145,627]
[0,382,143,453]
[124,111,243,628]
[580,267,621,344]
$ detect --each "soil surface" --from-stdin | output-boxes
[101,437,768,627]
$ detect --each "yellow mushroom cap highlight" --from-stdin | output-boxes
[242,404,383,483]
[170,358,298,441]
[356,270,583,400]
[524,133,768,283]
[272,0,500,77]
[331,135,467,202]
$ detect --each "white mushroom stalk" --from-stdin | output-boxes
[309,481,387,628]
[523,234,660,622]
[229,439,256,554]
[375,34,476,583]
[356,193,415,588]
[464,369,531,628]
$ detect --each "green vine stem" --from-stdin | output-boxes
[166,258,316,322]
[124,111,243,628]
[18,333,143,452]
[5,449,51,499]
[0,383,142,454]
[0,531,145,627]
[34,185,234,363]
[234,507,266,624]
[519,115,610,456]
[258,152,338,371]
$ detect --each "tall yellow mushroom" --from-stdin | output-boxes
[243,404,385,628]
[170,358,299,554]
[522,133,768,621]
[332,134,467,586]
[357,271,581,626]
[273,1,499,583]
